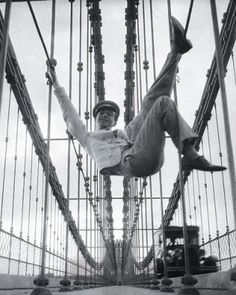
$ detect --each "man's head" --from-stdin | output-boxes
[93,100,120,130]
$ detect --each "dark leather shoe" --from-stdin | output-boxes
[170,16,192,54]
[182,156,227,172]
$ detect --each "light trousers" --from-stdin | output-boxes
[110,50,197,177]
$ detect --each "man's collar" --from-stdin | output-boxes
[95,127,112,131]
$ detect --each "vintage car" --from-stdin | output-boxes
[154,226,218,277]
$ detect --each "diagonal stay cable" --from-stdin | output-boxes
[26,0,54,70]
[183,0,194,41]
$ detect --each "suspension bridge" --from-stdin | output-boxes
[0,0,235,294]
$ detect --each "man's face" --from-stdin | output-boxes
[96,109,117,130]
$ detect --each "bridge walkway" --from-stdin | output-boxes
[52,286,227,295]
[0,286,228,295]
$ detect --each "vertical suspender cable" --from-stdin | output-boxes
[56,204,60,275]
[148,0,161,284]
[28,0,56,287]
[166,0,200,292]
[8,92,16,274]
[159,172,170,285]
[140,196,145,279]
[202,142,212,253]
[89,82,92,282]
[97,175,100,282]
[178,136,192,282]
[26,143,34,276]
[136,13,143,280]
[167,8,182,227]
[75,0,83,283]
[39,170,45,272]
[0,0,12,116]
[134,41,140,113]
[148,177,158,284]
[210,0,236,228]
[18,127,28,275]
[186,180,192,224]
[51,191,55,270]
[137,219,141,278]
[33,159,40,276]
[143,186,149,279]
[136,15,143,108]
[8,90,16,275]
[89,23,94,282]
[0,86,12,229]
[48,189,53,271]
[149,0,156,79]
[196,171,204,244]
[191,174,197,225]
[154,0,173,274]
[99,175,102,280]
[60,212,64,275]
[52,196,56,273]
[61,0,74,287]
[93,171,97,284]
[206,125,221,251]
[85,5,90,282]
[214,104,232,266]
[141,0,149,92]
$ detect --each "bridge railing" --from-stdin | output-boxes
[202,229,236,271]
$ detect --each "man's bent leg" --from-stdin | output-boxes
[157,96,197,152]
[156,96,226,171]
[127,96,196,177]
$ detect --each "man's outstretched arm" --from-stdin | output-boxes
[49,70,88,147]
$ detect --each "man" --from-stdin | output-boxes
[50,17,226,177]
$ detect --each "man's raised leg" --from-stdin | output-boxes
[126,16,192,141]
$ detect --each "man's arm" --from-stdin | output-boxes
[49,70,88,147]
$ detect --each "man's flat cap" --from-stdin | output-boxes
[93,100,120,118]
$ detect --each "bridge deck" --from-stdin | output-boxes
[0,286,229,295]
[55,286,166,295]
[52,286,228,295]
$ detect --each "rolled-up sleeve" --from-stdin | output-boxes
[54,86,88,147]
